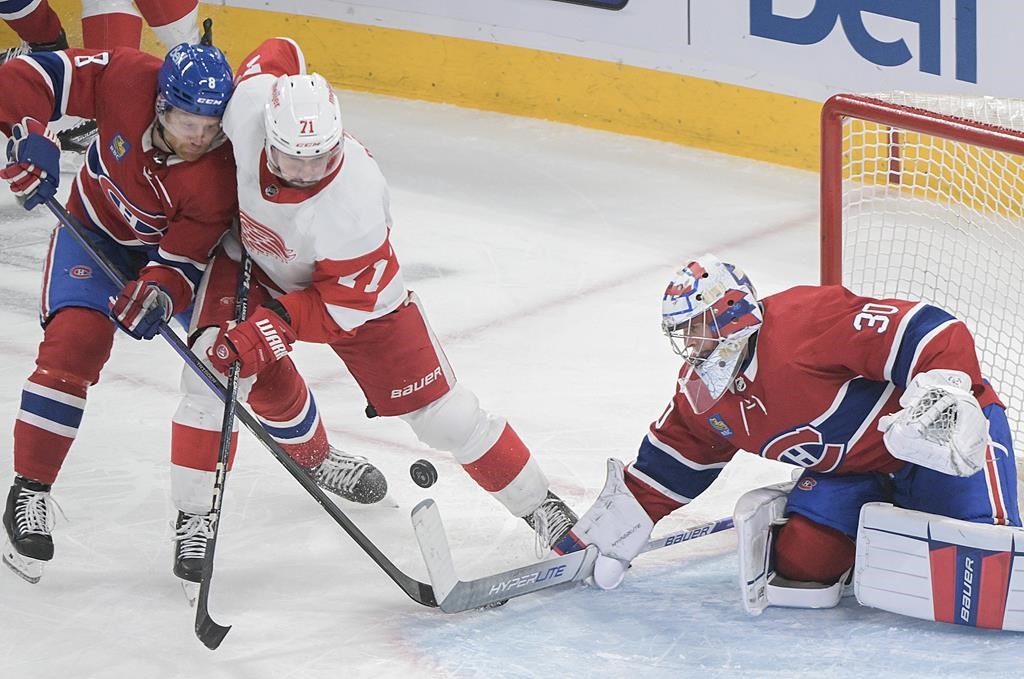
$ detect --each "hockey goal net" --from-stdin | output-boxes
[820,92,1024,456]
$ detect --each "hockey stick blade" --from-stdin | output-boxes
[412,500,734,613]
[195,597,231,650]
[411,499,598,613]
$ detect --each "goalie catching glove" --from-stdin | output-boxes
[208,302,296,378]
[877,369,989,477]
[563,458,654,590]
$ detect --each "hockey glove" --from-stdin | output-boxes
[208,305,297,378]
[109,280,173,340]
[0,117,61,211]
[563,458,654,590]
[877,369,989,477]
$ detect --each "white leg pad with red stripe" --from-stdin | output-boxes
[855,502,1024,630]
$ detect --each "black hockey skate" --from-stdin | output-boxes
[2,476,56,584]
[312,447,388,504]
[0,29,68,66]
[173,510,216,584]
[523,491,579,556]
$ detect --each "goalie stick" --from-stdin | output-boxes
[411,499,734,613]
[43,199,438,616]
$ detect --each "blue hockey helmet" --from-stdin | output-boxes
[157,43,234,118]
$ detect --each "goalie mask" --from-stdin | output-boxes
[264,73,344,188]
[662,254,762,413]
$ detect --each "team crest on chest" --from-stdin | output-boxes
[109,133,130,160]
[239,210,295,262]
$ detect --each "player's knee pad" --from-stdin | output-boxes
[401,384,504,463]
[37,307,115,386]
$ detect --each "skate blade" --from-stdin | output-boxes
[374,493,400,509]
[2,541,44,584]
[181,580,200,608]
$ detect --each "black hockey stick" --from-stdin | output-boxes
[193,247,252,649]
[43,199,437,607]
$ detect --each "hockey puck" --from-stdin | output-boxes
[410,459,438,488]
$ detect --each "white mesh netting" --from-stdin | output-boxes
[839,92,1024,447]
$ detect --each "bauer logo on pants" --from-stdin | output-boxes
[391,367,443,399]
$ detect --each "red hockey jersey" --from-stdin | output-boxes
[627,285,1001,522]
[0,48,236,311]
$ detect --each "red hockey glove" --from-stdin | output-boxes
[0,117,61,211]
[208,305,297,378]
[109,279,173,340]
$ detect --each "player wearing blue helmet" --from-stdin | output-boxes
[0,40,238,584]
[153,42,233,162]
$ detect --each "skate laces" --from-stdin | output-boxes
[174,514,216,562]
[528,495,577,558]
[314,448,371,493]
[14,487,60,536]
[0,43,29,66]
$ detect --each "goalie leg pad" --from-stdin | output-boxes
[855,502,1024,631]
[735,478,795,615]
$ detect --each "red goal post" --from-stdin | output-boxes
[820,92,1024,448]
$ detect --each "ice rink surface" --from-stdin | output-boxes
[1,91,1022,678]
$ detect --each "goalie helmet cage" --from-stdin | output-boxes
[820,92,1024,488]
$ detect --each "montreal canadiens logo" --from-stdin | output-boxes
[215,345,230,360]
[239,210,295,263]
[760,425,846,473]
[797,478,817,491]
[98,175,167,243]
[69,265,92,279]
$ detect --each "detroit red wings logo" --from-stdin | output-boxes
[239,211,295,262]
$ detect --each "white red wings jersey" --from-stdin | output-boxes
[224,38,405,343]
[0,48,237,311]
[627,285,1002,522]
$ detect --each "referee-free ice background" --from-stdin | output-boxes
[0,90,1020,678]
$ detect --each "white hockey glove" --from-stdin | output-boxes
[569,458,654,590]
[877,369,989,477]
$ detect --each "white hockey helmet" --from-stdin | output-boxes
[264,72,344,188]
[662,254,762,413]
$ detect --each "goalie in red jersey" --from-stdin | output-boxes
[562,253,1019,628]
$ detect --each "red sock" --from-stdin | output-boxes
[81,12,142,49]
[6,2,62,44]
[774,513,856,584]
